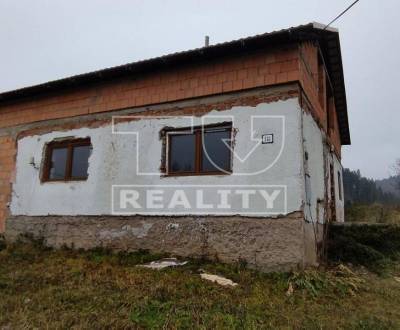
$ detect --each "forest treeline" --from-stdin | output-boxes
[343,168,400,205]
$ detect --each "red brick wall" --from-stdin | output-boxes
[299,42,326,129]
[299,41,342,155]
[329,102,342,153]
[0,136,16,232]
[0,47,300,129]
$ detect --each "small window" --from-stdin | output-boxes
[43,138,92,182]
[337,171,343,201]
[166,124,232,175]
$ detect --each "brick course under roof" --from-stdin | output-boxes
[0,22,350,144]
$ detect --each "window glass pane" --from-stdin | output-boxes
[202,129,231,172]
[49,147,68,179]
[169,134,196,172]
[71,145,91,178]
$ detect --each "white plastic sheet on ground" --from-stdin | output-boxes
[139,258,188,270]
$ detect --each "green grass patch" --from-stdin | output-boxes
[1,242,400,328]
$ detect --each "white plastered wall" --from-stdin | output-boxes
[332,154,345,222]
[301,108,345,224]
[301,110,326,223]
[11,98,307,217]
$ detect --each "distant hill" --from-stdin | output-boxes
[376,176,400,198]
[343,169,400,205]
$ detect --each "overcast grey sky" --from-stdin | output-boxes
[0,0,398,179]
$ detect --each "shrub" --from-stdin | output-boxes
[0,234,5,251]
[287,264,365,297]
[327,223,400,274]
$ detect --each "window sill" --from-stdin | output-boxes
[162,171,232,177]
[41,178,88,183]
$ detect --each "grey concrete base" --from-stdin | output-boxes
[5,213,317,272]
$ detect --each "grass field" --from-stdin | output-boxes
[345,203,400,224]
[1,242,400,329]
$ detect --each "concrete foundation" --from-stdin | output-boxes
[5,212,317,272]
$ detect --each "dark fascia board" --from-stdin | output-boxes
[316,28,351,145]
[0,22,350,145]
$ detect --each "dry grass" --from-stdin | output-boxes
[1,242,400,329]
[346,203,400,224]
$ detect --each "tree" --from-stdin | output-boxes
[343,168,400,205]
[392,159,400,191]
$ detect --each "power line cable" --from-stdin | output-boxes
[323,0,360,30]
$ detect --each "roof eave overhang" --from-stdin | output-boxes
[315,28,351,145]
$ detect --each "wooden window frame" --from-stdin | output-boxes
[42,138,91,182]
[165,123,233,176]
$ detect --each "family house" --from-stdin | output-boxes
[1,23,350,271]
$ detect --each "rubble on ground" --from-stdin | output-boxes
[138,258,188,270]
[200,273,238,287]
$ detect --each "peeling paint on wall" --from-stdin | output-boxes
[98,222,153,239]
[10,99,305,217]
[302,110,326,223]
[301,108,344,224]
[332,154,345,222]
